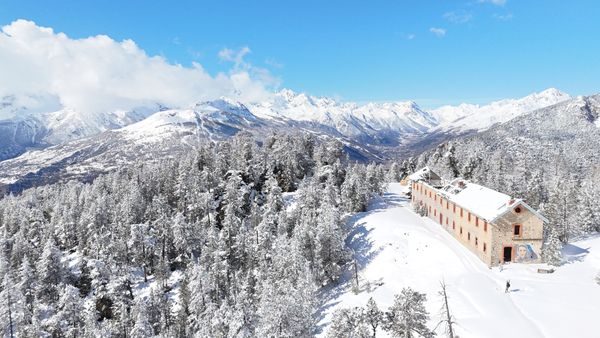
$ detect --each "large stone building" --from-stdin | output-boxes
[408,167,546,266]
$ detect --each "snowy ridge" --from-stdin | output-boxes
[249,89,438,142]
[431,88,571,132]
[0,87,573,163]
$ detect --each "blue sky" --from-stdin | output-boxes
[1,0,599,106]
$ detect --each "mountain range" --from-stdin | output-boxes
[0,88,577,193]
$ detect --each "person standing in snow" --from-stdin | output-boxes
[505,280,511,293]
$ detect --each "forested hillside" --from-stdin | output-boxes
[0,133,387,337]
[410,94,600,257]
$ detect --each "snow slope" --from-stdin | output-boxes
[431,88,571,133]
[317,183,600,338]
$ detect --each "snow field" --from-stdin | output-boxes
[318,183,600,338]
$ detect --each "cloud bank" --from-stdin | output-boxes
[0,20,276,117]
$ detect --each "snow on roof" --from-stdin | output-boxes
[439,178,515,221]
[408,166,439,182]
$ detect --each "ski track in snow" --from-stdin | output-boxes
[317,183,600,338]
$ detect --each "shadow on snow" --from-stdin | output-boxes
[314,191,407,334]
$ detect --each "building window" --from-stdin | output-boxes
[452,221,455,230]
[484,221,488,232]
[468,232,471,241]
[476,217,479,227]
[460,227,463,235]
[434,209,437,216]
[514,224,522,237]
[468,212,471,222]
[446,217,448,225]
[429,191,432,198]
[460,208,463,217]
[453,204,456,213]
[515,206,522,213]
[483,243,487,252]
[435,195,437,202]
[446,201,449,209]
[475,237,478,246]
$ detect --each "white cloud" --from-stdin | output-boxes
[479,0,507,6]
[493,13,514,21]
[218,46,251,68]
[429,27,447,37]
[443,10,473,24]
[0,20,277,117]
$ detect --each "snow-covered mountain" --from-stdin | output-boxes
[0,87,586,193]
[250,89,438,146]
[0,99,386,193]
[431,88,571,133]
[0,87,572,163]
[415,93,600,211]
[0,98,163,161]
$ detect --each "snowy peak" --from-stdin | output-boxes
[120,99,264,143]
[40,105,160,144]
[431,88,571,133]
[249,89,437,146]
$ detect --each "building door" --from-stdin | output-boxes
[503,246,512,263]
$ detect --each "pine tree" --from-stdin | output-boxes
[327,307,370,338]
[543,225,563,266]
[36,238,63,303]
[131,299,155,338]
[56,285,85,337]
[384,288,434,338]
[364,297,383,338]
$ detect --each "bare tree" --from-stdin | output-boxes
[436,280,456,338]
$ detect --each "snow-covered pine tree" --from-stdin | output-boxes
[543,225,563,266]
[364,297,383,338]
[36,237,63,303]
[56,284,85,337]
[130,299,155,338]
[384,287,434,338]
[326,307,370,338]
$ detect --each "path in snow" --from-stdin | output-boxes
[317,183,600,338]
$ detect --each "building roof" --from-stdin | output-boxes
[408,166,441,182]
[437,178,548,223]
